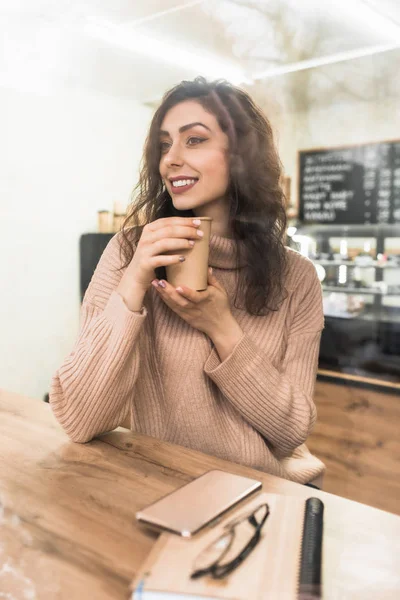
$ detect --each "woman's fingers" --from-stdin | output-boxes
[146,217,201,235]
[151,279,189,308]
[175,285,206,303]
[150,224,203,244]
[133,216,207,284]
[142,221,203,260]
[152,237,195,255]
[149,254,188,269]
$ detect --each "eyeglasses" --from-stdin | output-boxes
[190,503,270,580]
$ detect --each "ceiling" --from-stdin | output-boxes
[1,0,399,110]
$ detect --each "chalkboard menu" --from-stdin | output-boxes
[299,140,400,224]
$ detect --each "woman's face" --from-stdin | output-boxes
[159,100,230,213]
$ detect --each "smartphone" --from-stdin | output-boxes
[135,469,262,537]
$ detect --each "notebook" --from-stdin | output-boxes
[130,493,308,600]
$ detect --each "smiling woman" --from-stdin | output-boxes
[158,103,230,228]
[49,77,325,487]
[120,77,288,314]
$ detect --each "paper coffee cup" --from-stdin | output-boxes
[166,217,212,291]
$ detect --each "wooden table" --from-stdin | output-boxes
[1,389,399,599]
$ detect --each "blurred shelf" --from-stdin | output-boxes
[324,309,400,324]
[313,260,400,268]
[294,222,400,389]
[322,285,400,295]
[317,369,400,392]
[295,223,400,235]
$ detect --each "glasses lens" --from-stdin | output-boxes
[193,531,233,572]
[192,504,270,578]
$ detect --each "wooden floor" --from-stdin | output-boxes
[307,380,400,515]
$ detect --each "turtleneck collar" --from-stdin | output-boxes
[208,233,247,270]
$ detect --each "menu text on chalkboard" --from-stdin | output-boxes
[299,140,400,225]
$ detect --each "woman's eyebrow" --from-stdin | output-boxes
[159,122,212,136]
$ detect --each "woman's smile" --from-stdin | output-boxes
[169,177,199,194]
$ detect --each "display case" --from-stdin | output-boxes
[288,224,400,391]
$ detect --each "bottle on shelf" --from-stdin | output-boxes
[97,210,113,233]
[352,266,363,289]
[113,201,127,233]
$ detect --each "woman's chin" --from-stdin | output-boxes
[171,196,202,212]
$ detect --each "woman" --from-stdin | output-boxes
[50,77,325,485]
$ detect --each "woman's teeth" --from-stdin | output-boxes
[172,179,197,188]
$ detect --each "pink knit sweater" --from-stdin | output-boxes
[50,233,325,484]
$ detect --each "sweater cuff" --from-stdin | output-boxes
[103,290,147,334]
[204,333,262,381]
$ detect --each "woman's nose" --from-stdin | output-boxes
[164,143,184,167]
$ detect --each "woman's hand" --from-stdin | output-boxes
[117,217,203,311]
[125,217,204,289]
[152,268,244,359]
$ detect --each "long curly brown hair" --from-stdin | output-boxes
[120,77,288,315]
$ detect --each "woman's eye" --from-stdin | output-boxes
[187,137,205,146]
[160,137,205,153]
[160,141,171,153]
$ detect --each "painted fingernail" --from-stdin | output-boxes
[176,287,183,293]
[158,280,166,288]
[179,256,186,262]
[193,219,201,226]
[197,230,204,237]
[188,240,195,247]
[151,280,159,288]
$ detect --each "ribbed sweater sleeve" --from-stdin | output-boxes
[49,235,147,443]
[204,261,324,456]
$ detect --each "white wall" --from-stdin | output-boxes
[0,85,151,400]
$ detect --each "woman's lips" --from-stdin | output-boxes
[170,180,199,194]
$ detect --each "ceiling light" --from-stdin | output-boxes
[83,19,251,86]
[253,42,400,80]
